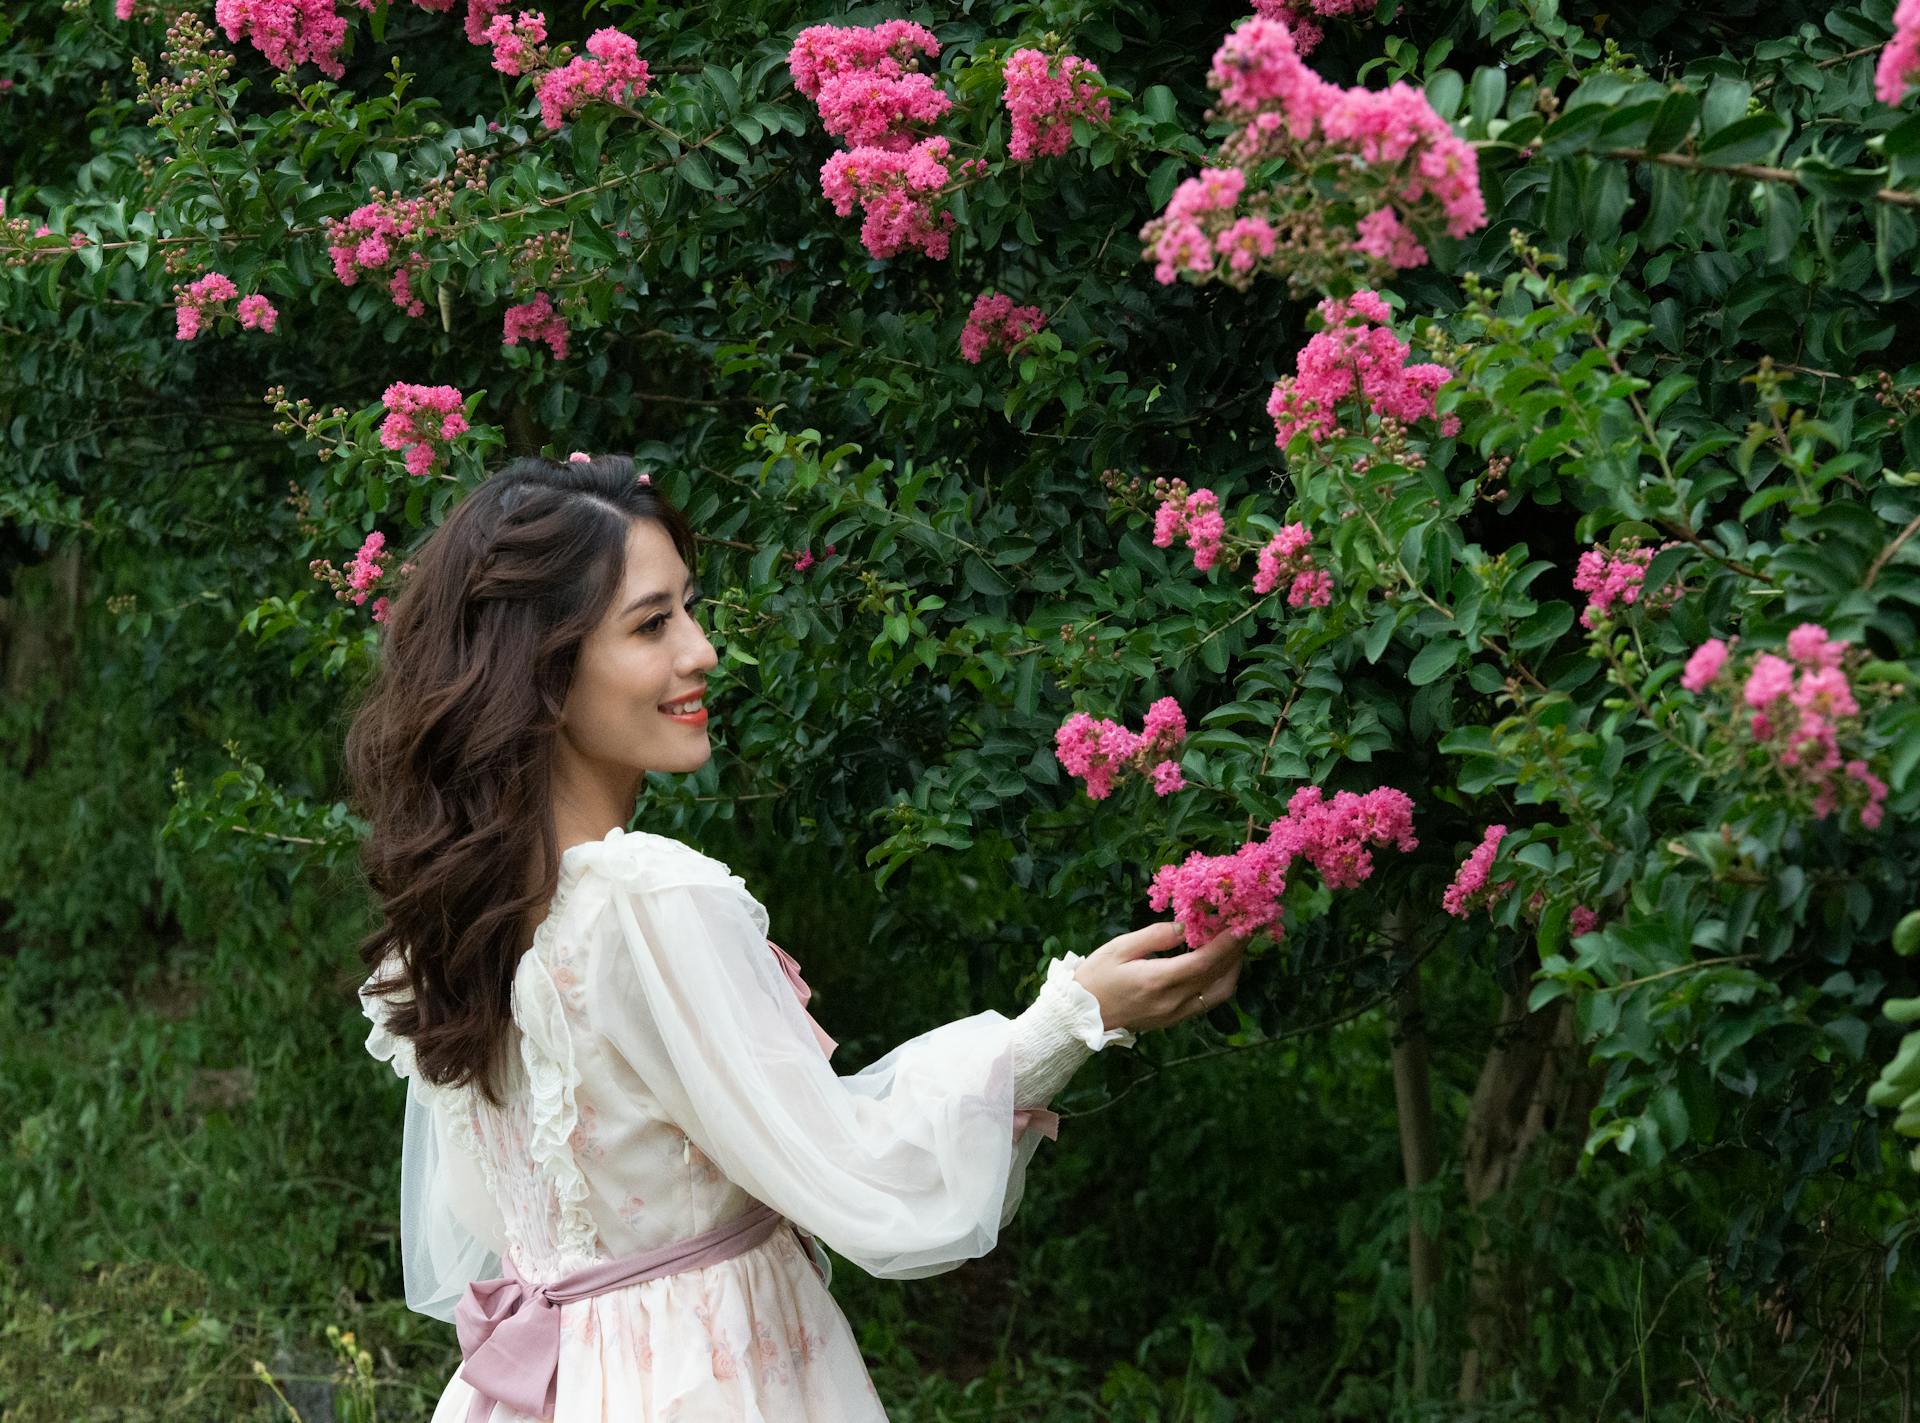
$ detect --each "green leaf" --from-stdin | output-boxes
[1363,610,1398,663]
[1146,157,1184,213]
[1699,78,1753,137]
[1425,69,1463,122]
[1642,90,1700,155]
[750,538,781,586]
[1583,161,1631,242]
[1468,67,1507,126]
[1793,157,1884,203]
[1597,98,1665,151]
[1512,602,1574,650]
[962,555,1014,597]
[1407,640,1460,686]
[1640,163,1691,250]
[1763,184,1801,264]
[1142,84,1176,124]
[678,151,719,192]
[1696,113,1786,167]
[1542,104,1613,159]
[702,63,741,112]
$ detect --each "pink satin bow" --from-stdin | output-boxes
[765,938,839,1060]
[765,939,1057,1144]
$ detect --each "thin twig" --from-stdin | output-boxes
[1606,147,1920,210]
[1598,954,1762,993]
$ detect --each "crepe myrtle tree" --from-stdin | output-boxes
[8,0,1920,1403]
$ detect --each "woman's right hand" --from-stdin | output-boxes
[1071,920,1248,1033]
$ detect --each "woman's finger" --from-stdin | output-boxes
[1104,919,1188,961]
[1161,928,1248,982]
[1174,962,1244,1023]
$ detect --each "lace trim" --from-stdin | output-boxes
[512,945,601,1270]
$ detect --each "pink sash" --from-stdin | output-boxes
[455,1200,816,1423]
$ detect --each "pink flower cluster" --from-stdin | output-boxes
[788,21,947,154]
[1252,522,1332,606]
[816,69,952,149]
[1152,481,1227,573]
[1572,541,1678,629]
[1270,785,1418,889]
[1145,167,1272,285]
[1001,48,1110,161]
[960,291,1046,363]
[789,19,940,99]
[463,0,507,45]
[128,0,552,87]
[212,0,353,79]
[380,382,469,476]
[819,138,965,260]
[1249,0,1373,56]
[347,529,387,612]
[793,22,970,260]
[482,9,548,76]
[200,1,645,130]
[1148,781,1419,947]
[1149,837,1290,946]
[503,290,569,359]
[1140,16,1485,289]
[1680,638,1729,693]
[1879,0,1920,105]
[1442,824,1512,918]
[536,28,651,131]
[1679,626,1889,829]
[791,543,837,572]
[1266,291,1455,448]
[1055,696,1189,801]
[173,271,278,340]
[323,191,449,318]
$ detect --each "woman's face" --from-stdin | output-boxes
[556,517,717,790]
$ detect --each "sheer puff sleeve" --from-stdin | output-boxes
[580,847,1130,1280]
[361,956,507,1322]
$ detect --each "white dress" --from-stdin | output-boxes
[359,826,1134,1422]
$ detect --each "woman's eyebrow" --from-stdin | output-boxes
[621,577,700,617]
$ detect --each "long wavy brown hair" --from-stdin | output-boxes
[345,453,696,1107]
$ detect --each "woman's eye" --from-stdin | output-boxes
[640,600,701,636]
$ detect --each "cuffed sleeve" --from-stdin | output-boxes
[1010,951,1135,1108]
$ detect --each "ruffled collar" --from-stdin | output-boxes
[555,823,627,901]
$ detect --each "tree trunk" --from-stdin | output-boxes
[0,546,83,830]
[2,544,82,696]
[1390,959,1441,1397]
[1454,990,1599,1402]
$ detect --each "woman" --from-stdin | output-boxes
[347,452,1248,1421]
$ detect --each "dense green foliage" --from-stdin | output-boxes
[6,0,1920,1416]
